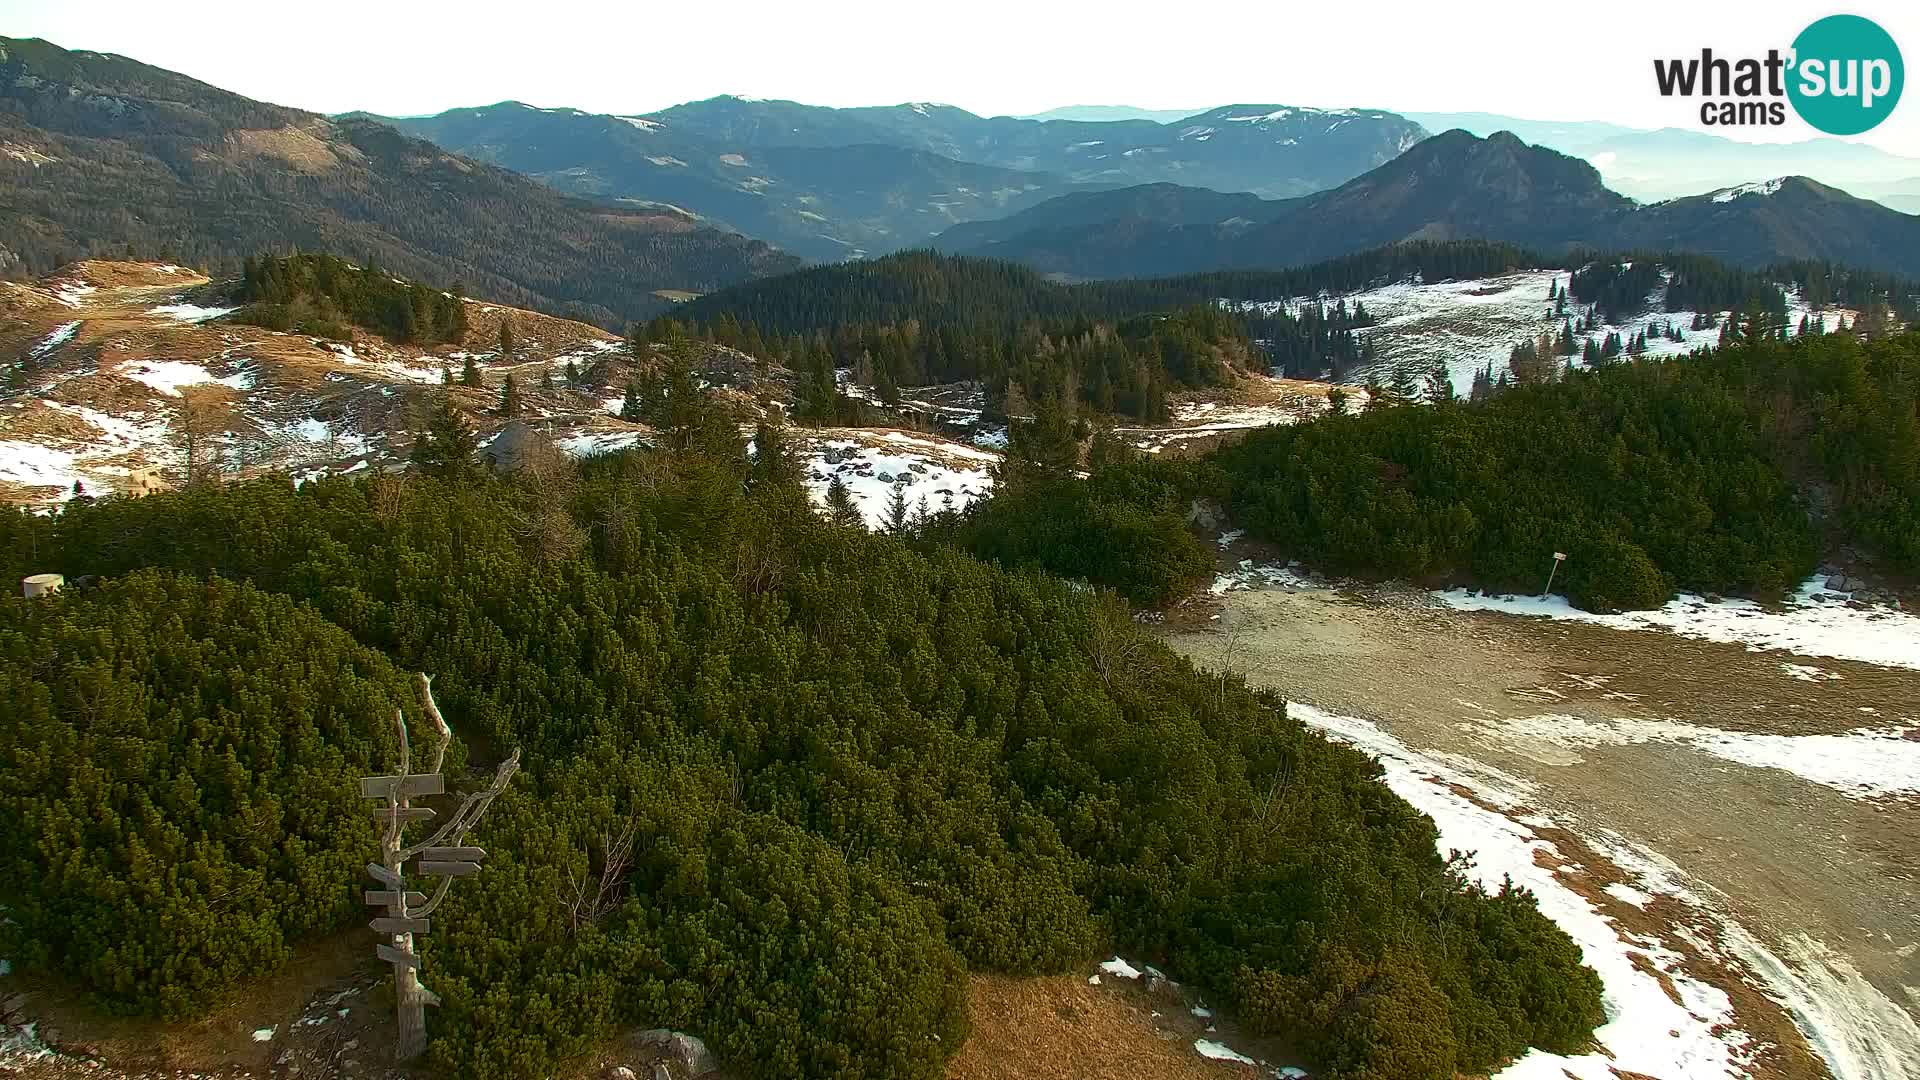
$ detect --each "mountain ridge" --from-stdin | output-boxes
[934,131,1920,279]
[0,37,798,326]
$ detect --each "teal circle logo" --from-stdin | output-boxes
[1788,15,1903,135]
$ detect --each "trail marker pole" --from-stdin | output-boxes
[361,674,520,1063]
[1543,551,1567,598]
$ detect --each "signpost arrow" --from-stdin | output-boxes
[364,890,427,907]
[367,862,404,888]
[419,847,486,862]
[360,774,444,800]
[417,860,482,878]
[376,943,420,970]
[370,807,436,823]
[371,917,431,935]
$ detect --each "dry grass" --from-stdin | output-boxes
[946,974,1260,1080]
[225,125,343,174]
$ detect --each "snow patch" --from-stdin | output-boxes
[147,303,238,322]
[1194,1038,1257,1064]
[119,360,252,396]
[1437,576,1920,672]
[1711,178,1787,203]
[27,321,79,358]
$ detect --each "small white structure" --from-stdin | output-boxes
[21,573,63,598]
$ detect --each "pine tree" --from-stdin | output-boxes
[619,381,646,423]
[497,318,517,358]
[461,355,482,387]
[883,485,913,536]
[565,359,580,383]
[1426,361,1456,405]
[824,476,864,529]
[750,419,803,491]
[499,374,522,417]
[411,395,478,481]
[442,364,453,386]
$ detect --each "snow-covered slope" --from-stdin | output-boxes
[1237,269,1857,396]
[0,261,643,504]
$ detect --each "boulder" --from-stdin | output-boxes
[1825,575,1849,592]
[1186,498,1224,531]
[631,1029,716,1076]
[609,1068,637,1080]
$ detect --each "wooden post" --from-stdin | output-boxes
[360,673,519,1063]
[1543,551,1567,598]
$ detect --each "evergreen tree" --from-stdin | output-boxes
[883,485,913,536]
[497,318,517,357]
[750,419,803,491]
[824,475,864,529]
[499,374,523,417]
[620,381,646,423]
[410,395,478,481]
[461,355,482,388]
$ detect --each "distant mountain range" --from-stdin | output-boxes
[378,97,1428,261]
[1020,105,1210,124]
[0,37,796,325]
[934,131,1920,280]
[1407,111,1920,213]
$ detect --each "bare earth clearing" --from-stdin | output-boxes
[1160,572,1920,1080]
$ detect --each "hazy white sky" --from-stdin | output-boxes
[4,0,1917,155]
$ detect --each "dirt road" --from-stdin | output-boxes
[1160,579,1920,1080]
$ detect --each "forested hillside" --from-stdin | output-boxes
[0,397,1605,1080]
[1208,327,1920,609]
[0,37,797,326]
[233,252,470,344]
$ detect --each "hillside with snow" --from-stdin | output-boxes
[1238,267,1859,396]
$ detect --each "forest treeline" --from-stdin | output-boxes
[234,253,469,344]
[1199,328,1920,609]
[0,386,1606,1080]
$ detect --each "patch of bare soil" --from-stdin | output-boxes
[943,974,1263,1080]
[1,933,413,1080]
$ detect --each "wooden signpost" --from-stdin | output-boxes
[362,673,520,1063]
[1543,550,1568,597]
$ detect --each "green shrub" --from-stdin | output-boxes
[0,571,411,1015]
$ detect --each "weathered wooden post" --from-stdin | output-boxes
[362,673,520,1062]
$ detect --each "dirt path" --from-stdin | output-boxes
[1159,580,1920,1079]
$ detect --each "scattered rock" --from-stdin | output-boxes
[609,1067,637,1080]
[631,1029,716,1076]
[1186,498,1224,531]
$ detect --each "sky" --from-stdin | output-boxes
[3,0,1918,156]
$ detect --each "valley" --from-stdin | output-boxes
[3,14,1920,1080]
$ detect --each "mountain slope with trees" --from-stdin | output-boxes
[936,131,1920,280]
[378,102,1084,262]
[0,37,797,326]
[1,407,1607,1080]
